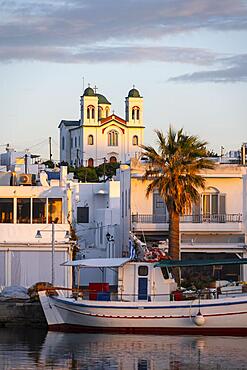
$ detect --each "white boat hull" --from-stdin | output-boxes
[39,292,247,335]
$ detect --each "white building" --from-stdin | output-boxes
[70,179,121,285]
[118,159,247,281]
[59,86,145,167]
[0,147,44,178]
[0,168,72,288]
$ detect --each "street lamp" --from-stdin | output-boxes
[106,232,115,258]
[35,222,70,285]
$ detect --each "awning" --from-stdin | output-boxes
[155,258,247,268]
[61,258,131,268]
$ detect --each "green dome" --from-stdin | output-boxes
[128,88,140,98]
[96,93,110,104]
[83,87,95,96]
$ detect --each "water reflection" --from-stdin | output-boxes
[0,328,246,369]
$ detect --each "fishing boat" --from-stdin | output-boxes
[39,257,247,335]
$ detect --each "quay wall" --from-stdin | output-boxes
[0,301,47,328]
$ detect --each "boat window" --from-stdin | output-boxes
[138,266,148,276]
[161,267,169,280]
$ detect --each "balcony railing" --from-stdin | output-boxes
[132,213,242,224]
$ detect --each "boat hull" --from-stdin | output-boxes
[39,292,247,335]
[47,323,247,336]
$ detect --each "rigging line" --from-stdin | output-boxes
[25,138,48,150]
[52,138,59,147]
[76,223,118,231]
[132,195,147,245]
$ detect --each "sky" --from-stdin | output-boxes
[0,0,247,161]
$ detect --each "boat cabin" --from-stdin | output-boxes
[118,261,177,302]
[63,258,177,302]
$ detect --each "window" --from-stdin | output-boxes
[48,198,62,223]
[132,107,140,121]
[136,109,140,120]
[78,136,80,147]
[202,188,225,215]
[87,106,95,120]
[108,130,118,146]
[88,135,94,145]
[132,108,135,120]
[0,198,13,223]
[75,137,77,147]
[153,193,168,222]
[98,107,103,119]
[100,223,103,244]
[122,191,124,218]
[138,266,148,276]
[133,135,138,146]
[110,156,117,163]
[125,189,127,216]
[32,198,47,223]
[71,137,73,148]
[17,198,31,224]
[201,188,226,222]
[77,207,89,223]
[88,158,94,167]
[62,136,65,150]
[105,107,109,117]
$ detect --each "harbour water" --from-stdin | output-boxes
[0,328,246,370]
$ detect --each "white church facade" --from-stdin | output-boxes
[59,86,145,167]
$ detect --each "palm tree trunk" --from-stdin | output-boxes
[168,210,180,259]
[168,210,180,284]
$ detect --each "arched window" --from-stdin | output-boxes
[88,158,94,167]
[98,107,103,119]
[87,105,95,120]
[108,130,118,146]
[132,106,140,121]
[132,109,135,120]
[105,107,109,117]
[136,108,140,120]
[62,136,65,150]
[110,156,117,163]
[133,135,138,146]
[88,135,94,145]
[192,187,226,223]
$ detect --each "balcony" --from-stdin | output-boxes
[132,213,243,233]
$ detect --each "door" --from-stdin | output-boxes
[138,278,148,300]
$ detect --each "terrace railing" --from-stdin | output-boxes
[132,213,242,224]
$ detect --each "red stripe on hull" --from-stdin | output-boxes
[48,324,247,336]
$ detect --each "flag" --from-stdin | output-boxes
[129,239,136,259]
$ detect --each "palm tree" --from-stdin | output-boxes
[141,127,215,282]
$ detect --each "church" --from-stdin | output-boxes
[59,86,145,167]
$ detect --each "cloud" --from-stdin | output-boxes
[0,45,217,65]
[0,0,246,48]
[169,54,247,83]
[0,0,246,83]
